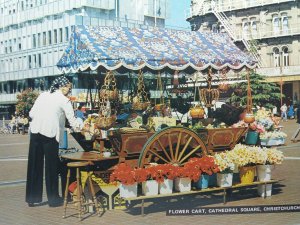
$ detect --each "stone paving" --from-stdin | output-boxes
[0,120,300,225]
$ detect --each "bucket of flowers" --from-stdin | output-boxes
[256,148,284,197]
[186,156,220,189]
[260,131,287,146]
[228,144,260,184]
[213,151,235,187]
[109,163,138,198]
[173,163,200,192]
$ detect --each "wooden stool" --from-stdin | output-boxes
[63,161,101,220]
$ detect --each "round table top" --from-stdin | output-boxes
[61,152,118,161]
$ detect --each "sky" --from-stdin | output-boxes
[165,0,191,30]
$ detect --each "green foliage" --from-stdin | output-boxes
[16,89,39,116]
[227,71,281,110]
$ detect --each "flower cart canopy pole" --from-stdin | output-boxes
[56,26,257,74]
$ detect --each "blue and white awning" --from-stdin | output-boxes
[57,26,257,73]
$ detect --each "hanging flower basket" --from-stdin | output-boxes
[190,106,205,119]
[243,113,255,124]
[218,83,230,92]
[132,101,151,111]
[96,116,116,130]
[99,89,118,101]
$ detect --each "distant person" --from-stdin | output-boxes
[287,104,295,119]
[26,76,83,207]
[280,103,287,121]
[75,105,86,121]
[291,103,300,142]
[8,115,17,133]
[272,106,278,116]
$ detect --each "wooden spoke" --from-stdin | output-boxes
[156,139,172,162]
[138,127,208,167]
[175,131,182,160]
[148,149,169,164]
[179,145,201,164]
[168,133,174,160]
[177,136,193,162]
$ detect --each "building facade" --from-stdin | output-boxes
[187,0,300,105]
[0,0,168,115]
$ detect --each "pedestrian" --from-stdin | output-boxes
[291,103,300,142]
[26,76,83,207]
[287,104,295,119]
[75,105,86,121]
[280,103,287,121]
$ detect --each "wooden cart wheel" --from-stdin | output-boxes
[138,126,207,167]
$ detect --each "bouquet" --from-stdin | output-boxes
[213,152,235,174]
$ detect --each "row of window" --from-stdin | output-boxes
[0,49,63,72]
[273,46,289,67]
[0,0,48,16]
[241,14,289,36]
[0,26,73,54]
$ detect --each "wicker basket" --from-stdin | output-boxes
[96,116,116,130]
[132,101,151,111]
[99,89,118,101]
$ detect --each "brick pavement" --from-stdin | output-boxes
[0,120,300,225]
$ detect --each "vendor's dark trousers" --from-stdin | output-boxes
[26,133,60,205]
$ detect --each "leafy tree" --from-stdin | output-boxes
[16,89,39,116]
[227,71,281,110]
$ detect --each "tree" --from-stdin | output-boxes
[16,89,39,116]
[227,71,281,109]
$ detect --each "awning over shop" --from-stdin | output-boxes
[57,26,257,73]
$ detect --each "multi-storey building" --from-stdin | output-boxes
[186,0,300,105]
[0,0,168,116]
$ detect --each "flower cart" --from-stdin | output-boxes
[57,26,257,210]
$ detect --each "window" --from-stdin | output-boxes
[65,27,69,41]
[282,46,289,67]
[59,28,63,43]
[43,32,47,46]
[242,19,250,38]
[282,15,289,34]
[28,55,32,69]
[32,34,36,48]
[273,15,280,35]
[54,29,57,44]
[37,33,41,47]
[273,47,280,67]
[38,53,42,67]
[48,31,52,45]
[18,38,22,50]
[250,18,257,38]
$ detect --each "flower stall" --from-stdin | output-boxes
[56,25,261,211]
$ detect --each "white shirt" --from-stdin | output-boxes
[29,90,82,144]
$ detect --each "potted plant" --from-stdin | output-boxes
[213,152,235,187]
[245,121,265,145]
[186,156,220,189]
[228,144,260,184]
[109,163,138,198]
[257,148,284,197]
[260,131,287,146]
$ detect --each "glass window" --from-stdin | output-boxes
[38,53,42,67]
[282,46,289,67]
[59,28,63,43]
[273,47,280,67]
[54,29,57,44]
[282,16,289,34]
[32,34,36,48]
[48,30,52,45]
[37,33,41,47]
[43,32,46,46]
[273,15,280,35]
[65,27,69,41]
[28,55,32,69]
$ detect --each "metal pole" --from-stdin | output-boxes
[115,0,118,21]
